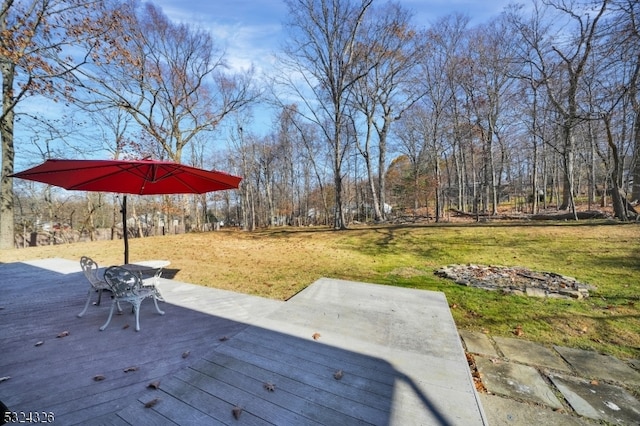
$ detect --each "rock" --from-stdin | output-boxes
[435,264,593,300]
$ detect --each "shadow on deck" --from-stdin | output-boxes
[0,259,486,425]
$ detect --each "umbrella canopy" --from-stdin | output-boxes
[10,158,242,195]
[11,158,242,263]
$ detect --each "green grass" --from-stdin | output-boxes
[2,221,639,358]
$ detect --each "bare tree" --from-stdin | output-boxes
[394,105,431,216]
[419,13,469,221]
[350,2,424,222]
[72,1,258,163]
[278,0,374,229]
[586,0,640,220]
[0,0,116,249]
[510,0,610,219]
[613,0,640,204]
[460,15,521,215]
[275,104,333,225]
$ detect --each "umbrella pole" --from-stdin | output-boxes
[122,195,129,264]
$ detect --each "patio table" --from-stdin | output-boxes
[122,260,170,272]
[122,260,170,299]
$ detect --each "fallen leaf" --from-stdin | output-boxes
[333,369,344,380]
[312,332,321,340]
[590,380,599,386]
[57,331,70,338]
[263,382,276,392]
[93,375,106,381]
[232,405,242,420]
[489,358,501,364]
[219,336,229,341]
[123,324,130,329]
[182,351,190,359]
[123,366,138,373]
[474,377,487,393]
[148,380,161,389]
[34,341,44,347]
[144,398,159,408]
[0,376,11,383]
[450,303,458,309]
[513,325,524,337]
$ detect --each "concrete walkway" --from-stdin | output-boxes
[459,330,640,425]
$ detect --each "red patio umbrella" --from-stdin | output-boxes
[11,158,242,263]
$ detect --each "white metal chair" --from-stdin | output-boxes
[101,266,165,332]
[141,269,165,301]
[78,256,112,318]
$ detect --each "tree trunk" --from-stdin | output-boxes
[367,158,382,221]
[359,118,382,222]
[376,116,390,222]
[333,127,346,229]
[434,154,441,223]
[559,123,578,220]
[0,60,15,250]
[604,115,628,221]
[632,108,640,202]
[334,172,346,229]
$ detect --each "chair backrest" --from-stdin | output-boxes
[103,266,142,298]
[80,256,103,288]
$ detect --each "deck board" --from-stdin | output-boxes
[0,258,486,425]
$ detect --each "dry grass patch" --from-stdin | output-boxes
[2,222,639,358]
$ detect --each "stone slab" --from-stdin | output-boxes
[554,346,640,386]
[494,336,572,372]
[479,394,594,426]
[460,330,499,357]
[475,356,563,409]
[550,374,640,424]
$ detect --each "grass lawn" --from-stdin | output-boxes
[2,221,639,359]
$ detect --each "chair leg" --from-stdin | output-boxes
[99,300,118,331]
[133,301,142,332]
[152,296,165,315]
[77,289,93,318]
[96,289,103,306]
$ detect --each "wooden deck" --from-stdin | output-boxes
[0,259,487,425]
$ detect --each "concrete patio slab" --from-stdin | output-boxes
[459,330,499,357]
[554,346,640,386]
[257,278,488,425]
[475,357,563,409]
[549,374,640,424]
[493,336,572,372]
[20,258,81,274]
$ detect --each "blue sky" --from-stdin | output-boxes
[152,0,514,74]
[147,0,514,135]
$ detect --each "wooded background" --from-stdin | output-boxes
[2,0,639,248]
